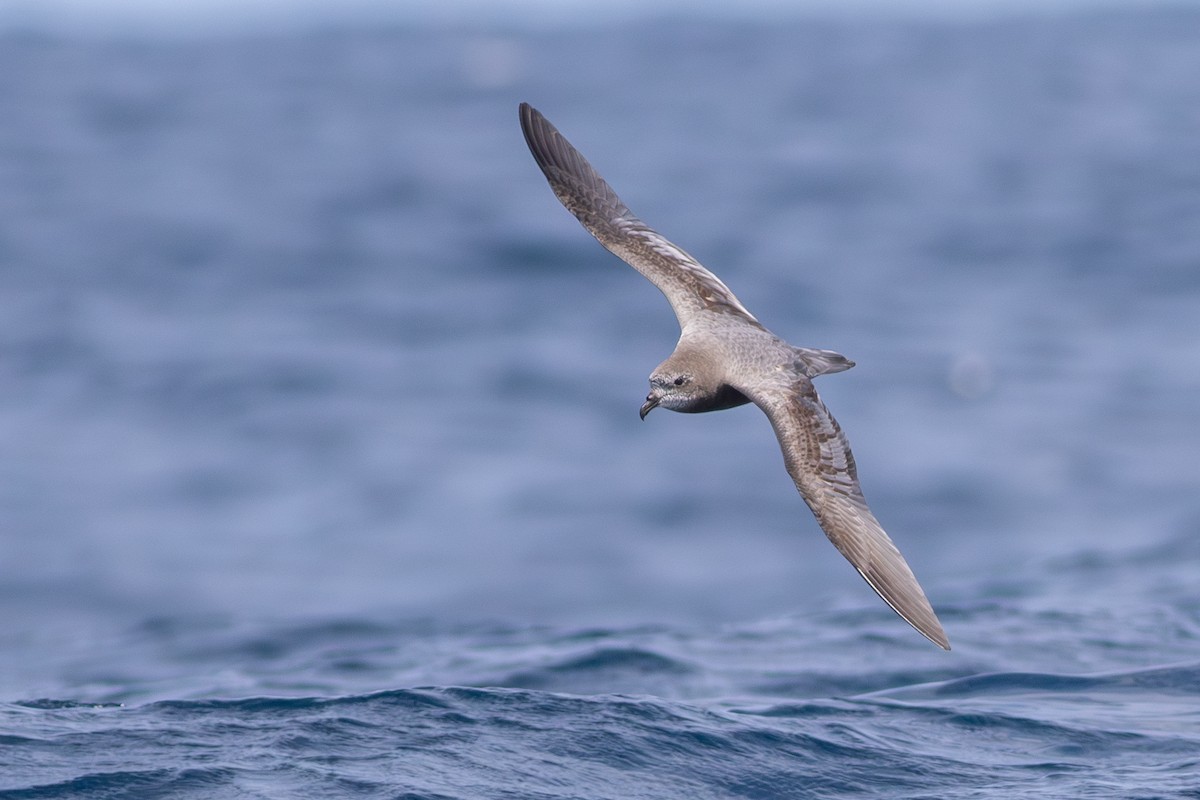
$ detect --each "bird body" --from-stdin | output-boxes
[519,102,950,650]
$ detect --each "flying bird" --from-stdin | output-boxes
[519,102,949,650]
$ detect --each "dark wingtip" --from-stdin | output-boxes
[518,102,554,172]
[518,103,544,142]
[518,102,533,144]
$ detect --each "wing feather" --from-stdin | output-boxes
[746,377,950,650]
[519,103,759,330]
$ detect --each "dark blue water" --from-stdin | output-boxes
[3,9,1200,798]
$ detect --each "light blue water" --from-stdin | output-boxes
[2,10,1200,798]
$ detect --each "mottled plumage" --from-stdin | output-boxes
[519,102,949,650]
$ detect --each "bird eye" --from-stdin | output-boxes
[673,377,685,386]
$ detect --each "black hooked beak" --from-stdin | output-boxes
[639,392,660,421]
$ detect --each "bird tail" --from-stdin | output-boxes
[793,347,855,377]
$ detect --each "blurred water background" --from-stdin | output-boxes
[2,2,1200,797]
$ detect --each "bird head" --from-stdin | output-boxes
[640,371,701,419]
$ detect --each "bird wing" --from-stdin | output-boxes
[743,375,950,649]
[520,103,760,330]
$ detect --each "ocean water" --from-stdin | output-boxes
[3,8,1200,798]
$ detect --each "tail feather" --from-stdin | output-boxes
[794,347,855,377]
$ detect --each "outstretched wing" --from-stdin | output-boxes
[520,103,759,330]
[744,376,950,650]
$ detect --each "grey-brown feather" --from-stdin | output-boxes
[744,376,950,650]
[520,103,761,330]
[519,102,949,650]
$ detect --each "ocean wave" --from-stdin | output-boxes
[7,666,1200,799]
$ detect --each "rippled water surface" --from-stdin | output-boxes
[2,9,1200,798]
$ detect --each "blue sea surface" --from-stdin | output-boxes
[2,8,1200,798]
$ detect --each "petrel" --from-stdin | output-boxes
[519,103,949,650]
